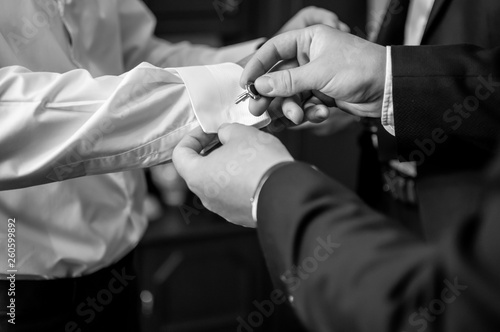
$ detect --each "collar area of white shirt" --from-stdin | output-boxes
[405,0,436,45]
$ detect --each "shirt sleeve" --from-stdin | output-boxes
[381,46,396,136]
[0,62,269,190]
[117,0,265,70]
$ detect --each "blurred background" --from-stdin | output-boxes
[137,1,376,331]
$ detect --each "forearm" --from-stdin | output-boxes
[0,64,196,189]
[256,162,499,332]
[0,62,269,190]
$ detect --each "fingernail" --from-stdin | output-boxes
[287,110,302,125]
[255,76,274,95]
[315,108,328,120]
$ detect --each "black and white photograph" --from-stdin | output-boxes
[1,0,500,331]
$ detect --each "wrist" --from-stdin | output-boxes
[250,161,296,223]
[366,44,388,118]
[376,46,388,115]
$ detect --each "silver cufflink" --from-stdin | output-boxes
[235,82,261,104]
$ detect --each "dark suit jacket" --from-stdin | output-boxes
[256,46,500,331]
[373,0,500,239]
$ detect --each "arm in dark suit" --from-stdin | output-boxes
[257,161,500,332]
[392,45,500,161]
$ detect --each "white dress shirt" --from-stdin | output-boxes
[0,0,267,278]
[405,0,436,45]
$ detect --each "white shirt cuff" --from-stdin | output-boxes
[381,46,395,136]
[175,63,271,133]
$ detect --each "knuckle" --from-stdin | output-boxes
[277,71,294,95]
[308,6,318,13]
[185,179,197,194]
[302,6,316,13]
[311,24,327,34]
[172,147,183,165]
[220,125,232,138]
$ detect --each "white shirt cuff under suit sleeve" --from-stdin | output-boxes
[381,46,395,136]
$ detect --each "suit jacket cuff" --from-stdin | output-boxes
[256,162,343,291]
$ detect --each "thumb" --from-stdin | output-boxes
[254,64,319,98]
[173,126,216,177]
[218,123,259,145]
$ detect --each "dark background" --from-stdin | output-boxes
[138,1,367,331]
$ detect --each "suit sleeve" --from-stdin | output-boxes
[256,162,500,332]
[391,45,500,161]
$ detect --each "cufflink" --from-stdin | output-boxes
[235,82,261,104]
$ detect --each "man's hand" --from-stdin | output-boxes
[241,25,387,118]
[172,125,293,227]
[277,6,350,35]
[250,59,333,125]
[267,7,349,125]
[293,108,359,136]
[238,57,332,125]
[236,7,348,126]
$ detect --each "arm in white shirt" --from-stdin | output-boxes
[118,0,265,70]
[0,0,270,191]
[0,62,268,191]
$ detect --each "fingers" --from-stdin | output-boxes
[312,90,337,107]
[218,123,259,145]
[247,59,301,117]
[335,99,383,118]
[305,105,329,123]
[252,63,318,98]
[252,93,330,126]
[306,7,340,29]
[249,96,273,117]
[172,126,216,176]
[298,7,350,32]
[241,29,308,87]
[282,97,304,124]
[304,96,330,123]
[338,22,350,33]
